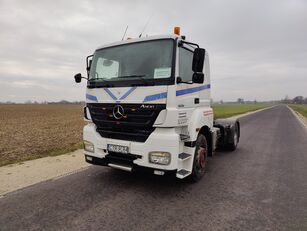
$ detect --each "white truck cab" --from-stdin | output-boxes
[74,28,240,181]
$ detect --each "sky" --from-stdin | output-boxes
[0,0,306,103]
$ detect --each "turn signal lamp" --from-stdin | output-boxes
[174,26,180,35]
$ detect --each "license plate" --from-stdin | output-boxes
[107,144,129,154]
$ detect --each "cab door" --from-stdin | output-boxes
[176,45,201,109]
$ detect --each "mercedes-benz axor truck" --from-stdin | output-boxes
[74,27,240,181]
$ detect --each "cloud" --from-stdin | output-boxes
[0,0,306,102]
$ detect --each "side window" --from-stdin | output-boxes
[179,48,194,82]
[96,58,119,79]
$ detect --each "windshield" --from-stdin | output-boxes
[88,39,174,87]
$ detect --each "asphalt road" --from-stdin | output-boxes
[1,105,307,231]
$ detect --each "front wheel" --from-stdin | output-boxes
[190,134,208,182]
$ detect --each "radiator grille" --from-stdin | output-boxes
[87,103,166,142]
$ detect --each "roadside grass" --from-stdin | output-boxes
[212,103,272,119]
[288,104,307,117]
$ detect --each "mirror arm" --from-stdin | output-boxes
[179,81,193,84]
[177,77,193,84]
[178,40,199,48]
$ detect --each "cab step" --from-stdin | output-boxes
[180,134,190,141]
[178,152,192,161]
[176,169,191,178]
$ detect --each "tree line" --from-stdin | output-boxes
[282,96,307,104]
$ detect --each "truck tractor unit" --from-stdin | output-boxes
[74,27,240,181]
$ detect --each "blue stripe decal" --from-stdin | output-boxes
[86,94,98,102]
[143,92,167,102]
[103,88,117,100]
[119,87,137,100]
[104,87,137,102]
[176,84,211,96]
[142,84,210,102]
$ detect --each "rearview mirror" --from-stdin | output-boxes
[86,60,92,71]
[86,55,93,77]
[192,72,204,84]
[74,73,82,83]
[192,48,205,72]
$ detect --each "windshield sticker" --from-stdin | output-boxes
[154,68,171,79]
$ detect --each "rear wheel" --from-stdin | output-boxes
[190,134,208,182]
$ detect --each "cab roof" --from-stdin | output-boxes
[96,34,180,51]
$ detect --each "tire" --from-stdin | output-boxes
[190,134,208,182]
[228,123,239,151]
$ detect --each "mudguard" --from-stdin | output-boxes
[214,118,240,149]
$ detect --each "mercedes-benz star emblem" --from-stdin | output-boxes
[113,105,125,119]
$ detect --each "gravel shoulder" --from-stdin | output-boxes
[288,105,307,129]
[0,149,89,196]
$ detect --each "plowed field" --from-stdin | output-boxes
[0,104,84,166]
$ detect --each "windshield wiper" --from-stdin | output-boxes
[90,77,109,81]
[116,74,151,86]
[89,77,114,87]
[116,74,146,78]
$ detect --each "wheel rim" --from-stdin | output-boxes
[233,125,238,146]
[196,145,207,172]
[234,133,237,146]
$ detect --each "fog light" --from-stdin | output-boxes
[86,155,93,161]
[154,170,165,175]
[84,140,94,152]
[149,152,171,165]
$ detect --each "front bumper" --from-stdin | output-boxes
[83,123,182,171]
[85,155,177,176]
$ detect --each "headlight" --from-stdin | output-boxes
[84,140,94,152]
[149,152,171,165]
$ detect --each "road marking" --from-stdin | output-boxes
[51,166,90,181]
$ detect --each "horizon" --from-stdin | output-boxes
[0,97,304,104]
